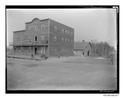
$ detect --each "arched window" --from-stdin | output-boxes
[35,36,37,41]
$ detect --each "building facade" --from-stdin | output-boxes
[13,18,74,57]
[74,41,91,56]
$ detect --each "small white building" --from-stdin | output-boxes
[74,40,91,56]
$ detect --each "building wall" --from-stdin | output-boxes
[14,18,49,46]
[13,46,34,55]
[74,41,91,56]
[49,19,74,56]
[82,44,91,56]
[13,18,74,57]
[13,31,25,45]
[13,18,49,56]
[25,18,49,45]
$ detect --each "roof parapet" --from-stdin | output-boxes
[13,30,26,33]
[25,18,49,24]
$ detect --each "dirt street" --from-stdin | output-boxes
[7,56,117,90]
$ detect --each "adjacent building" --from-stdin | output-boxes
[74,40,92,56]
[13,18,74,57]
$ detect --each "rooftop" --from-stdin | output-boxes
[25,18,50,24]
[74,41,91,50]
[13,30,26,33]
[26,18,74,29]
[13,18,74,33]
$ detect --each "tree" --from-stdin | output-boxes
[90,41,115,57]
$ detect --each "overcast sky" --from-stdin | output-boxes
[7,8,117,48]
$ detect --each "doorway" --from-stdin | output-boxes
[35,47,37,55]
[87,51,89,56]
[35,36,37,41]
[41,47,45,55]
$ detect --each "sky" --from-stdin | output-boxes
[7,8,117,48]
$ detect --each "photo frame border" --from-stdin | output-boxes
[5,5,119,94]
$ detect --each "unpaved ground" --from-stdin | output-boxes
[7,56,117,90]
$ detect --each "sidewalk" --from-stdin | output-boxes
[7,55,41,60]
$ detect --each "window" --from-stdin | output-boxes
[34,26,38,31]
[65,38,67,42]
[71,32,73,35]
[54,36,57,41]
[35,36,37,41]
[54,48,57,52]
[62,29,65,33]
[65,30,67,34]
[64,29,66,33]
[41,24,44,30]
[46,41,48,44]
[68,30,70,35]
[65,30,68,34]
[29,26,34,30]
[61,29,63,32]
[61,37,64,41]
[67,39,69,42]
[29,25,38,31]
[41,35,45,41]
[41,24,47,32]
[54,26,57,31]
[70,39,72,42]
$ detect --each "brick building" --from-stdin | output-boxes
[13,18,74,57]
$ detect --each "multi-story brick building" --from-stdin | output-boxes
[13,18,74,57]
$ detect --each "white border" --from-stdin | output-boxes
[0,0,123,99]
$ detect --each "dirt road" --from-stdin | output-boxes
[7,56,117,90]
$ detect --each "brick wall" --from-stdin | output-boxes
[13,18,74,57]
[49,19,74,56]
